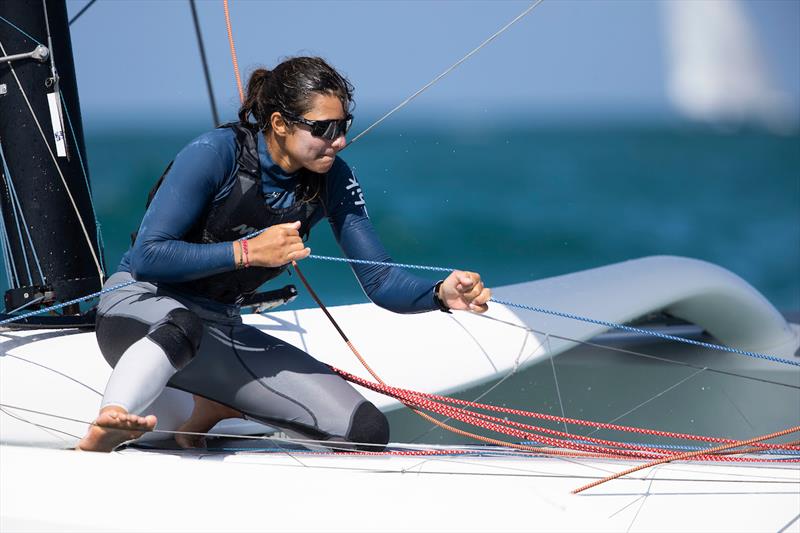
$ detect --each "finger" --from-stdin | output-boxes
[461,280,484,300]
[291,247,311,261]
[286,241,307,255]
[469,301,489,314]
[457,272,475,290]
[472,287,491,306]
[281,221,302,234]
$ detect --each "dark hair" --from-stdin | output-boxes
[238,56,354,131]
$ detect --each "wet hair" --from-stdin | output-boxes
[238,56,354,132]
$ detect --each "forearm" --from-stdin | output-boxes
[335,215,438,314]
[130,239,234,282]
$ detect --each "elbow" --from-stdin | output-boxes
[128,242,160,281]
[128,253,152,281]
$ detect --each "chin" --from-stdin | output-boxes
[310,157,335,174]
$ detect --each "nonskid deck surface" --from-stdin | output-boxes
[2,442,798,533]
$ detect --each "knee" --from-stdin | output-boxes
[345,401,390,451]
[147,309,203,370]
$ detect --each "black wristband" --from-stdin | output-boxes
[433,280,451,313]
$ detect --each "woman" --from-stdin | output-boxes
[78,57,491,453]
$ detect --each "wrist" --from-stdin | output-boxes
[241,239,251,268]
[433,280,451,313]
[233,241,244,270]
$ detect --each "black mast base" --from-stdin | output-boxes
[4,276,103,314]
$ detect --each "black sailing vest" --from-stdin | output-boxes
[135,122,324,304]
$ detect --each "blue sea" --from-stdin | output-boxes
[5,120,800,443]
[86,122,800,312]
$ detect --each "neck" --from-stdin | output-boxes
[265,131,301,174]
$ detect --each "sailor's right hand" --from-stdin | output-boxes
[241,221,311,268]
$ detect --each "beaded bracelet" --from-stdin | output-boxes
[241,239,250,268]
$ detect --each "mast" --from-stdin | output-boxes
[0,0,104,318]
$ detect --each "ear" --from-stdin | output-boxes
[270,112,290,137]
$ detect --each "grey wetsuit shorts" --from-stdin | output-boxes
[95,271,389,449]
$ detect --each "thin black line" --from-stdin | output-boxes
[189,0,219,126]
[69,0,98,26]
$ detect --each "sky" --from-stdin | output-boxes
[61,0,800,128]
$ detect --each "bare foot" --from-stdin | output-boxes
[76,406,157,452]
[175,395,243,449]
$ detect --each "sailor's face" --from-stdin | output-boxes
[286,93,347,173]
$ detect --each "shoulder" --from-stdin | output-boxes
[176,128,237,169]
[162,128,238,195]
[324,156,368,214]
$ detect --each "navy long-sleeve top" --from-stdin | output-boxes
[119,127,439,314]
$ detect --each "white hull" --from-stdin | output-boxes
[2,444,798,532]
[1,257,799,531]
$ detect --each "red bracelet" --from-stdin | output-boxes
[241,239,250,268]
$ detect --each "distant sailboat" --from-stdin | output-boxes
[661,0,796,132]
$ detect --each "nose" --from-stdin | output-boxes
[331,133,346,151]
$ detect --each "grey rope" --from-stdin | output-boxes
[347,0,545,146]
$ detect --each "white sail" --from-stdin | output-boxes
[661,0,795,132]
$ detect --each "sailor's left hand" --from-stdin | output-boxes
[439,271,491,313]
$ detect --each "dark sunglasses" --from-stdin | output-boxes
[283,113,353,141]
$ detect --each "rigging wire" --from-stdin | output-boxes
[0,137,46,286]
[59,91,106,269]
[68,0,98,26]
[0,208,15,289]
[477,315,799,390]
[409,330,547,444]
[0,20,106,283]
[189,0,220,126]
[347,0,545,146]
[301,254,800,367]
[0,39,105,283]
[583,368,708,438]
[0,160,21,289]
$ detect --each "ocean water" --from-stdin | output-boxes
[4,122,800,443]
[86,123,800,312]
